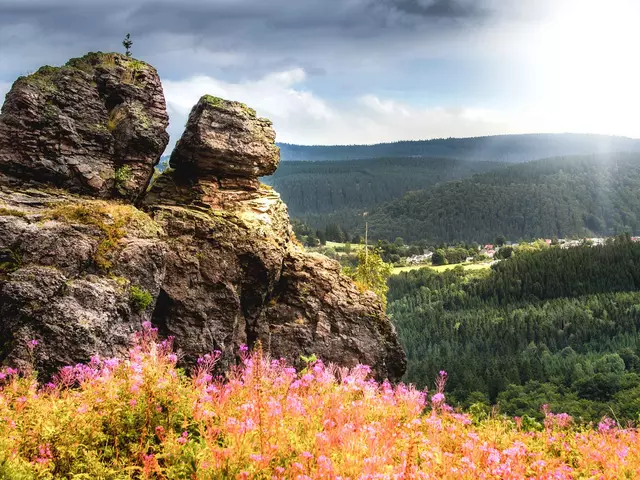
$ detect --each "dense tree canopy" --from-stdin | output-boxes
[263,157,500,231]
[367,153,640,243]
[387,240,640,422]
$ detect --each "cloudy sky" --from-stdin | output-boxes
[1,0,639,148]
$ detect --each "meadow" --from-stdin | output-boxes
[391,262,492,276]
[1,323,639,479]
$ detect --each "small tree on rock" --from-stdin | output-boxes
[123,33,133,57]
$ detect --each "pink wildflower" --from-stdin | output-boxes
[598,417,617,432]
[177,431,189,445]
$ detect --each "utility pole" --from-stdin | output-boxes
[363,212,368,264]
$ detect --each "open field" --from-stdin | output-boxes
[324,241,366,250]
[391,262,493,275]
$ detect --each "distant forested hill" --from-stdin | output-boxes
[366,153,640,243]
[278,133,640,162]
[263,157,500,223]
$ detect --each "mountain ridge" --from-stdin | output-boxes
[278,133,640,163]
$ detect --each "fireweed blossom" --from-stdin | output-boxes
[0,323,639,478]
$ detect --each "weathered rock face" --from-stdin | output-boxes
[0,188,166,374]
[262,251,407,380]
[0,67,406,382]
[0,52,169,200]
[169,96,279,178]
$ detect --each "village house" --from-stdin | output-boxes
[406,251,433,265]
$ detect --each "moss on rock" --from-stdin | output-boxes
[44,200,161,271]
[201,95,225,108]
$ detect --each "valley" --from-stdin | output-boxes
[386,238,640,423]
[285,140,640,426]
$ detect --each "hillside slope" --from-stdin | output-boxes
[387,240,640,420]
[279,133,640,162]
[263,157,501,222]
[367,153,640,243]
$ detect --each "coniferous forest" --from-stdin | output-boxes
[272,152,640,243]
[366,153,640,243]
[387,238,640,422]
[263,157,500,231]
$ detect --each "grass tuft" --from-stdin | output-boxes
[0,207,27,218]
[129,285,153,312]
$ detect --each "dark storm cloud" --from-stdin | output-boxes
[393,0,488,19]
[0,0,495,54]
[0,0,504,91]
[0,0,491,32]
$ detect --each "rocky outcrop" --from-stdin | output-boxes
[142,96,405,379]
[0,52,169,200]
[0,188,166,374]
[262,251,407,381]
[0,56,406,382]
[169,96,279,178]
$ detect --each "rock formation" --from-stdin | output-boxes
[0,55,406,381]
[170,95,279,178]
[0,52,168,201]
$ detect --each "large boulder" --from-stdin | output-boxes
[262,251,407,379]
[0,52,169,200]
[169,96,279,178]
[0,187,166,374]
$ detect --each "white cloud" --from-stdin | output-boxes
[163,69,513,148]
[163,68,338,150]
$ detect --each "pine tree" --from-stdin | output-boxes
[123,33,133,57]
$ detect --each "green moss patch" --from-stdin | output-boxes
[65,52,149,85]
[201,95,225,108]
[0,207,27,218]
[239,103,257,117]
[45,201,160,271]
[0,248,22,274]
[17,65,60,94]
[129,285,153,312]
[200,95,257,117]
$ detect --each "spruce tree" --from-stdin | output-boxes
[123,33,133,57]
